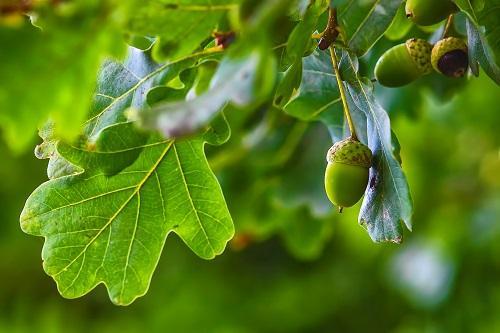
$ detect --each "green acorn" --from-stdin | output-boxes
[405,0,457,26]
[374,38,432,87]
[431,37,468,78]
[324,138,372,211]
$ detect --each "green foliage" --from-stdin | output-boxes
[138,46,277,137]
[124,0,240,61]
[21,50,234,305]
[0,0,498,305]
[385,3,412,41]
[0,2,123,151]
[345,78,413,243]
[338,0,402,55]
[455,0,500,83]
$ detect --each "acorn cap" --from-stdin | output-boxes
[405,38,433,75]
[431,37,468,77]
[327,138,372,168]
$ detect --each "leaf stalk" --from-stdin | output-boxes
[442,14,455,39]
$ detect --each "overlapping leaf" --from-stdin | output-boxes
[284,0,328,65]
[455,0,500,84]
[137,45,277,138]
[133,0,306,137]
[274,0,328,107]
[384,2,412,41]
[125,0,240,60]
[21,48,234,305]
[283,48,367,143]
[284,49,342,121]
[338,0,402,56]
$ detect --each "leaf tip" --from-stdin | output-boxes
[19,207,40,235]
[390,236,403,244]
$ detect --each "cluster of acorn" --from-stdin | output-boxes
[375,0,469,87]
[324,0,468,212]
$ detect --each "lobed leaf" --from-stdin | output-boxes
[21,135,234,305]
[21,48,234,305]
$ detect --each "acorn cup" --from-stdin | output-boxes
[405,0,458,26]
[431,37,469,78]
[324,138,372,212]
[374,38,432,87]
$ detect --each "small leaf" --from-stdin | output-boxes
[124,34,155,51]
[36,123,82,180]
[274,0,328,107]
[187,61,219,99]
[274,61,303,107]
[285,0,328,65]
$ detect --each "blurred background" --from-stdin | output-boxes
[0,67,499,332]
[1,1,500,330]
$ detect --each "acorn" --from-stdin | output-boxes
[324,138,372,211]
[431,37,468,78]
[405,0,457,26]
[374,38,432,87]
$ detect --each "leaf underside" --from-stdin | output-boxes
[285,48,413,243]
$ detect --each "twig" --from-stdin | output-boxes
[318,7,340,50]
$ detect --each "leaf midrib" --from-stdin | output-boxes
[52,141,174,277]
[172,144,215,255]
[62,139,169,155]
[345,56,407,224]
[347,0,382,45]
